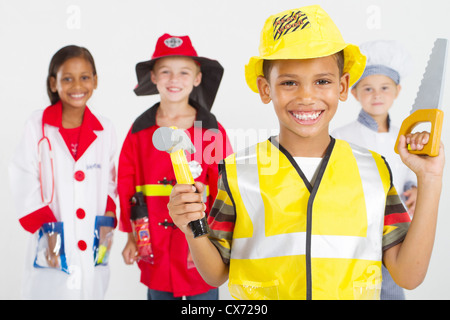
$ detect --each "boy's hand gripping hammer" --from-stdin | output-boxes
[152,126,209,238]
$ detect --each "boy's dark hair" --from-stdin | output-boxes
[47,45,97,105]
[262,50,345,81]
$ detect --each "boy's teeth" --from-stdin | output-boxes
[71,93,85,98]
[292,111,322,120]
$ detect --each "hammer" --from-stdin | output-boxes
[152,126,209,238]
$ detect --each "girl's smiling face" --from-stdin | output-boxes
[50,56,97,111]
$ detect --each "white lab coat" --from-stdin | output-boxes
[9,107,117,300]
[332,120,416,202]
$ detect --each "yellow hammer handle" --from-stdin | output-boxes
[170,149,195,184]
[395,109,444,157]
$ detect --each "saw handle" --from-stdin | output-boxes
[170,149,209,238]
[395,109,444,157]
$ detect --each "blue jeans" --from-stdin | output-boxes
[147,288,219,300]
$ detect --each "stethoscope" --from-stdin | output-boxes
[38,118,55,205]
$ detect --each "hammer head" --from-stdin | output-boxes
[152,127,196,154]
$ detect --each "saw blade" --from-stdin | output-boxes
[411,38,448,114]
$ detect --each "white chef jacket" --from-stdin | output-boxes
[332,110,416,203]
[9,102,117,300]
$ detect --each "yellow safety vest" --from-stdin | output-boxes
[224,138,391,300]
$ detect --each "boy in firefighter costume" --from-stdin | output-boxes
[168,5,445,300]
[118,33,232,299]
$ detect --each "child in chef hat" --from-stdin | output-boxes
[332,40,417,300]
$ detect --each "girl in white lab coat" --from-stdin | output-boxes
[9,45,117,299]
[332,40,417,300]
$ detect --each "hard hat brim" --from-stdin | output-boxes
[134,56,224,111]
[245,42,366,93]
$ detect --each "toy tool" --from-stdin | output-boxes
[395,38,448,156]
[153,126,209,238]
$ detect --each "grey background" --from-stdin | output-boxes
[1,0,449,299]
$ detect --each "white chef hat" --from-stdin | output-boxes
[354,40,412,86]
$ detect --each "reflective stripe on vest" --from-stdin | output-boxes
[225,138,391,300]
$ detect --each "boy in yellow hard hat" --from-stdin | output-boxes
[167,5,444,299]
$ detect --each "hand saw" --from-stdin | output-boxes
[395,38,448,157]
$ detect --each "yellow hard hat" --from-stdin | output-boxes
[245,5,366,93]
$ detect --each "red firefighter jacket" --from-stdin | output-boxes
[118,100,232,297]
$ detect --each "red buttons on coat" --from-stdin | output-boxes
[78,240,87,251]
[76,208,85,219]
[74,170,85,181]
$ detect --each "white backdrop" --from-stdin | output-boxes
[1,0,449,300]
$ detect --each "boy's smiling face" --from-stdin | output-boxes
[257,55,349,154]
[151,56,202,104]
[351,74,401,121]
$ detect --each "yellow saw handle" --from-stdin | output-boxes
[395,109,444,157]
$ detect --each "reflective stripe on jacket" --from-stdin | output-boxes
[223,138,391,300]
